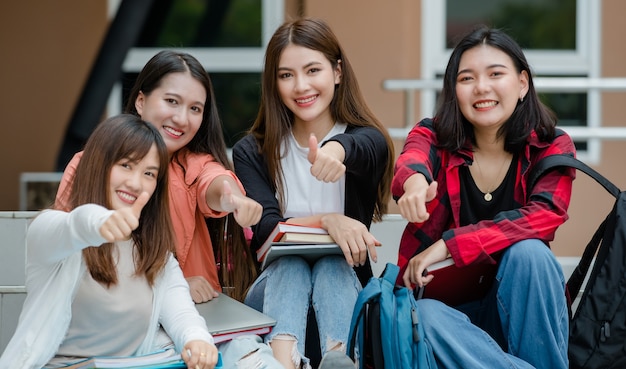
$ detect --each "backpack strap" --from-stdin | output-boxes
[528,154,622,306]
[528,154,620,198]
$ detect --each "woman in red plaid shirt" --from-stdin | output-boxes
[393,26,575,369]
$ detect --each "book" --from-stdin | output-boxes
[418,257,498,307]
[260,242,343,270]
[195,293,276,344]
[256,222,333,262]
[279,232,334,244]
[62,350,223,369]
[61,348,186,369]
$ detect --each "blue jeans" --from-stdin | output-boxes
[244,255,362,365]
[417,239,569,369]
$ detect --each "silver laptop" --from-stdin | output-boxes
[195,293,276,336]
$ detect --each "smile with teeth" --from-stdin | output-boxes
[117,191,137,203]
[164,126,183,137]
[296,95,317,104]
[474,101,498,109]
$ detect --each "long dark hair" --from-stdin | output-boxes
[435,25,557,153]
[125,50,256,300]
[69,114,174,287]
[249,17,394,222]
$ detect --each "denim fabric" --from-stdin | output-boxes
[417,239,568,369]
[245,255,362,364]
[219,334,285,369]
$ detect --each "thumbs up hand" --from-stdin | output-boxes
[219,180,262,228]
[99,192,150,242]
[307,134,346,183]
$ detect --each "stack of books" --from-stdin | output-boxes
[256,222,342,270]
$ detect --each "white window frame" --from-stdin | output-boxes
[106,0,284,122]
[420,0,602,163]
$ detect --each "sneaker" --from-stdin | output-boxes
[318,351,355,369]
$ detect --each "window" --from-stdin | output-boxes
[421,0,601,161]
[107,0,284,148]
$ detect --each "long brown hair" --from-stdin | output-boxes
[249,17,394,221]
[68,114,174,287]
[125,50,256,300]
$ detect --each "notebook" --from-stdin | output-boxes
[417,257,498,306]
[195,293,276,344]
[259,242,343,270]
[60,348,186,368]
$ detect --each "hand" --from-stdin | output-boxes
[397,173,438,223]
[99,192,150,242]
[219,180,262,227]
[307,134,346,183]
[322,214,380,267]
[402,239,449,288]
[183,340,219,369]
[186,276,219,303]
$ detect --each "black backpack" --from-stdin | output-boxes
[529,154,626,369]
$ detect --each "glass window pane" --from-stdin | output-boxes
[210,72,261,147]
[136,0,262,48]
[446,0,576,49]
[540,90,587,151]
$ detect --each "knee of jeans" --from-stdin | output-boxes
[503,239,556,267]
[273,256,311,274]
[234,344,282,369]
[312,255,352,278]
[269,334,310,369]
[501,239,563,281]
[276,255,309,265]
[220,335,275,369]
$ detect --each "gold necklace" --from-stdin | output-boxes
[472,154,509,202]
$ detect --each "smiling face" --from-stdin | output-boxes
[276,44,341,127]
[134,72,207,156]
[109,145,160,211]
[455,44,529,134]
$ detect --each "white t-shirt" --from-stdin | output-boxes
[52,240,153,362]
[281,123,347,218]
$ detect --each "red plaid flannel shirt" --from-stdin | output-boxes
[392,118,576,276]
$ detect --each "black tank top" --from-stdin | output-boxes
[459,155,518,227]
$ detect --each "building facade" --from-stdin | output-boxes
[1,0,625,257]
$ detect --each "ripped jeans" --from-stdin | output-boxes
[219,335,285,369]
[244,255,362,367]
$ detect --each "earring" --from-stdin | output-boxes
[520,95,524,102]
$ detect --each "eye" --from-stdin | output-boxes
[145,170,158,178]
[120,162,132,169]
[191,105,203,113]
[278,72,292,79]
[165,98,178,105]
[457,75,473,82]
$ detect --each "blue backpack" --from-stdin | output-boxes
[348,263,433,369]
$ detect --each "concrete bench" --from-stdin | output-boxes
[0,212,582,354]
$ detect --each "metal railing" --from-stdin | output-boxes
[383,77,626,140]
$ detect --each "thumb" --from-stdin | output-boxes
[426,181,438,202]
[221,180,237,211]
[307,134,318,164]
[131,191,151,218]
[222,179,233,198]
